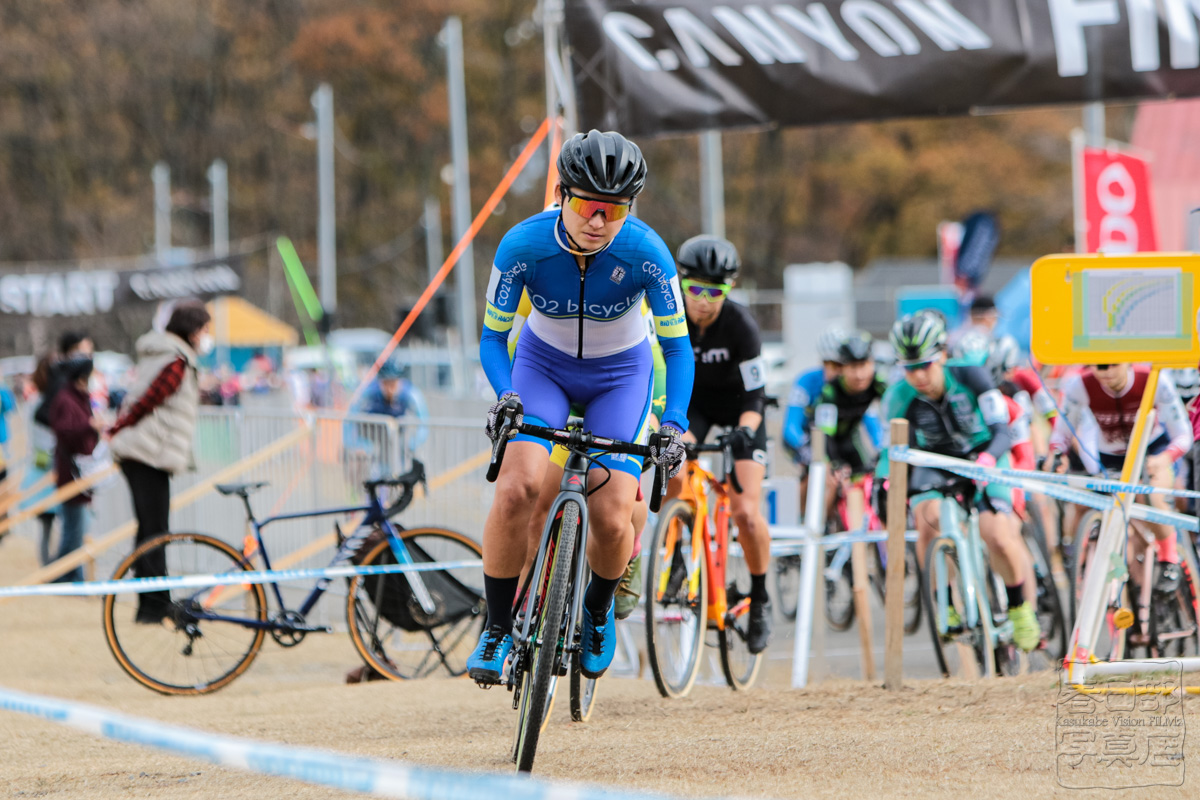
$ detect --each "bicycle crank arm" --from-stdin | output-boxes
[271,622,332,634]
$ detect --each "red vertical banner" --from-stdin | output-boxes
[1081,147,1159,253]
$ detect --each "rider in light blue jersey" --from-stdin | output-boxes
[782,327,848,465]
[469,130,694,685]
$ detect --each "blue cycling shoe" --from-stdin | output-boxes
[467,626,513,686]
[579,601,616,679]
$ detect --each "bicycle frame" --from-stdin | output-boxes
[933,496,986,635]
[188,489,436,631]
[669,458,739,631]
[514,449,592,673]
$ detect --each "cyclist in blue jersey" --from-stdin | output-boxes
[469,130,694,685]
[783,327,847,467]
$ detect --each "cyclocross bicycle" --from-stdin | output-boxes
[486,414,665,774]
[921,475,1015,679]
[643,434,762,699]
[1073,506,1199,660]
[819,468,923,636]
[102,460,484,694]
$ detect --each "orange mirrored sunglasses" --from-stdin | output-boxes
[561,186,632,221]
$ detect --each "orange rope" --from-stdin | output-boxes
[348,117,552,408]
[543,117,563,209]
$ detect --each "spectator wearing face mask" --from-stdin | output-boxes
[108,299,212,623]
[47,355,102,581]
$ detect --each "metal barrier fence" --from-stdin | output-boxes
[75,406,489,628]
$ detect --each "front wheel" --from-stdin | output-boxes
[513,500,578,773]
[346,527,485,681]
[1024,519,1067,669]
[824,549,855,632]
[870,541,923,635]
[102,532,267,695]
[923,537,991,679]
[644,498,707,699]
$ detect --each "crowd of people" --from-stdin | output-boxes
[468,127,1200,690]
[6,302,214,595]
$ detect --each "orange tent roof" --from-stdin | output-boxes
[206,296,298,347]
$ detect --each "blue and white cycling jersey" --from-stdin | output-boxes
[782,367,883,462]
[480,210,693,432]
[783,367,825,460]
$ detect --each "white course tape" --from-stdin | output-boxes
[892,446,1113,510]
[0,687,691,800]
[0,560,483,599]
[890,447,1200,532]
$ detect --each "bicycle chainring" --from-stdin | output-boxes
[270,610,308,647]
[406,589,446,628]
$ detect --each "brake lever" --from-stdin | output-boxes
[725,441,743,494]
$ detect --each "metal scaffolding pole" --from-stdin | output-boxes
[444,17,477,360]
[312,83,337,317]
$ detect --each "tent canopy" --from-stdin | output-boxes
[207,296,298,347]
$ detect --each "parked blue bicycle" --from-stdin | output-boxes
[102,460,484,694]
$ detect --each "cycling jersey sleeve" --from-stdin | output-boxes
[506,290,534,360]
[874,383,914,479]
[1048,375,1088,455]
[1155,372,1194,462]
[862,376,888,449]
[862,409,883,449]
[479,232,530,397]
[639,240,693,431]
[960,365,1010,461]
[783,369,822,459]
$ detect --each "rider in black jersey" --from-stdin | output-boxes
[809,330,888,521]
[667,235,773,653]
[810,330,887,475]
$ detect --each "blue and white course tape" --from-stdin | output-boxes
[0,560,482,599]
[0,686,714,800]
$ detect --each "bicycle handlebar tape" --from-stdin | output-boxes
[486,420,512,483]
[650,462,664,514]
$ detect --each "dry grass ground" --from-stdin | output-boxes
[1,533,1195,799]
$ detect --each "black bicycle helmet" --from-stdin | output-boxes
[676,235,741,282]
[836,330,873,364]
[557,130,647,198]
[889,312,947,365]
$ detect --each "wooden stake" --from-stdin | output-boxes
[848,487,875,680]
[884,419,909,691]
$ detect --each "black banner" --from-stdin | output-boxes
[0,253,245,317]
[565,0,1200,136]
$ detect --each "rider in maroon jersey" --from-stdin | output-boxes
[1047,364,1193,577]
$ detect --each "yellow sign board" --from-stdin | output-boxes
[1030,253,1200,366]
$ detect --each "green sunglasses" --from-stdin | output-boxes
[681,279,732,301]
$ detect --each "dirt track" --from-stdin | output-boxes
[1,532,1197,799]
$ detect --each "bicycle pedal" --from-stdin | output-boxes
[474,680,494,690]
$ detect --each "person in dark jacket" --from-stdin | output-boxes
[47,356,101,582]
[34,331,94,429]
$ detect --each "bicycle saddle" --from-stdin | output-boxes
[215,481,270,497]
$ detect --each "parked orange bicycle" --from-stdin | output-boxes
[644,434,760,697]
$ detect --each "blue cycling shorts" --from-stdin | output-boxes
[511,330,654,477]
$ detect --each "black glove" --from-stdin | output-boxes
[486,391,523,441]
[871,479,889,527]
[651,423,687,478]
[727,425,756,455]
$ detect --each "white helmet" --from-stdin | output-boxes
[816,327,848,363]
[951,330,992,362]
[1171,368,1200,401]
